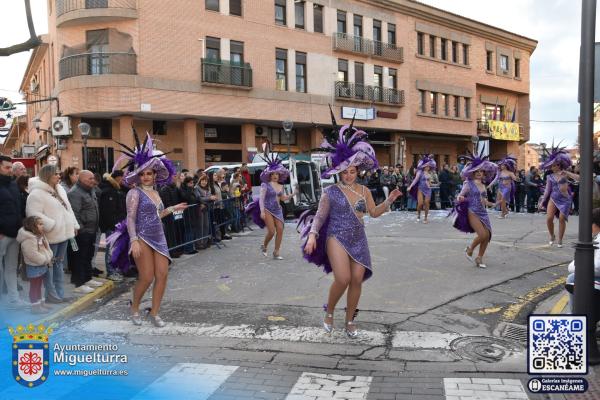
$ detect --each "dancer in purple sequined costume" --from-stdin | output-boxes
[489,155,517,219]
[300,111,401,338]
[245,142,291,260]
[407,155,436,223]
[107,131,186,327]
[451,146,497,269]
[538,143,579,247]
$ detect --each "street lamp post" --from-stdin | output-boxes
[78,122,91,170]
[575,0,600,363]
[282,119,293,161]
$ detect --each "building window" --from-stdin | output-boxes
[206,0,219,11]
[295,1,305,29]
[419,90,426,113]
[338,59,348,82]
[269,127,297,145]
[86,29,109,75]
[440,38,447,61]
[515,58,521,78]
[429,35,436,58]
[230,0,242,16]
[451,41,458,63]
[295,52,307,93]
[441,94,448,116]
[417,32,424,55]
[373,19,382,42]
[276,48,287,90]
[81,118,112,139]
[464,97,470,118]
[313,4,323,33]
[275,0,286,25]
[454,96,460,118]
[388,23,396,45]
[353,14,362,37]
[153,120,167,135]
[486,50,493,71]
[462,44,469,65]
[500,54,509,72]
[230,40,244,64]
[337,10,346,34]
[205,36,220,60]
[388,68,397,89]
[430,92,437,114]
[373,66,383,101]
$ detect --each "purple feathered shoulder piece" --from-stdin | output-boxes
[540,140,572,171]
[316,106,378,178]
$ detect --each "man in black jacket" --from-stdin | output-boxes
[160,179,183,258]
[438,164,452,210]
[98,170,127,281]
[0,155,25,306]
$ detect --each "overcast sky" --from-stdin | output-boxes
[0,0,595,146]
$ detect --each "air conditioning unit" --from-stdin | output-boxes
[52,116,71,137]
[255,126,267,137]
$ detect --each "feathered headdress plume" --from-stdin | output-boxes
[258,140,290,183]
[315,106,378,178]
[460,143,498,183]
[540,140,572,171]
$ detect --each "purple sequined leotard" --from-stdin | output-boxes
[409,170,431,200]
[259,182,284,223]
[308,185,372,281]
[127,188,171,261]
[541,174,572,221]
[498,176,513,201]
[452,180,492,239]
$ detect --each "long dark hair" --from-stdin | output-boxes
[206,171,216,195]
[16,175,29,192]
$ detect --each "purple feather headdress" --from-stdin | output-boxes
[316,106,378,178]
[112,128,176,187]
[497,154,517,172]
[460,144,498,183]
[540,140,572,171]
[416,154,437,171]
[259,140,290,183]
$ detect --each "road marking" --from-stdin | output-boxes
[501,277,566,322]
[131,363,238,400]
[392,331,462,349]
[80,320,474,349]
[550,294,570,314]
[286,372,372,400]
[80,320,387,346]
[444,377,528,399]
[478,306,502,315]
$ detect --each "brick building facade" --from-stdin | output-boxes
[5,0,536,174]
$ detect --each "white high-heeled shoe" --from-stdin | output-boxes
[323,312,334,334]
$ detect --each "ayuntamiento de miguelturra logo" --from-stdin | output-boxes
[9,324,53,388]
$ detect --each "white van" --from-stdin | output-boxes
[204,157,322,217]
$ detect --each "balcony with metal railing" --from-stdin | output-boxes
[56,0,138,27]
[334,81,404,106]
[201,58,253,89]
[332,33,404,63]
[59,52,137,80]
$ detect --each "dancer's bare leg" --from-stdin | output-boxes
[325,238,352,326]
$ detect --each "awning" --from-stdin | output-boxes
[34,144,50,160]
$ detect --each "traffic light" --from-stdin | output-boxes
[0,97,14,110]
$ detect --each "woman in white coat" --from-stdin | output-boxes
[26,164,80,303]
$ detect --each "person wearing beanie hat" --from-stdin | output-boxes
[538,142,580,247]
[300,109,401,339]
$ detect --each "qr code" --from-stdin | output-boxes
[528,315,587,374]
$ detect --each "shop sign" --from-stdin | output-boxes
[488,120,520,141]
[204,128,218,138]
[341,107,375,121]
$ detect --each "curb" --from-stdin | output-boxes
[549,294,570,314]
[34,281,114,326]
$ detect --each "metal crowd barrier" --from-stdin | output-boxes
[162,195,250,252]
